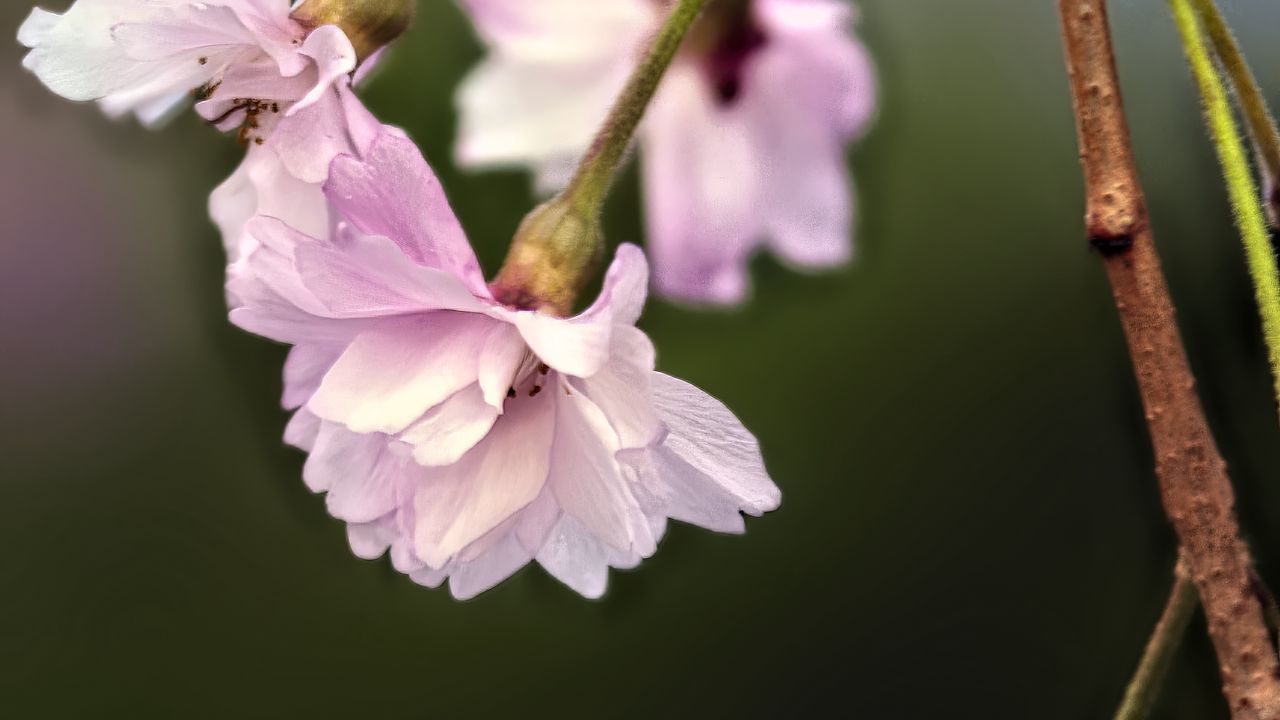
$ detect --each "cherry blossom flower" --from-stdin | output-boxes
[230,127,781,599]
[455,0,877,305]
[17,0,384,262]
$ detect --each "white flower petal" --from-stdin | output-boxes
[476,323,527,409]
[307,426,422,528]
[535,514,612,599]
[347,517,396,560]
[449,532,531,600]
[571,326,662,450]
[283,407,322,452]
[413,388,555,567]
[649,372,780,514]
[310,313,496,435]
[401,384,500,467]
[292,24,358,112]
[548,383,644,553]
[282,343,344,410]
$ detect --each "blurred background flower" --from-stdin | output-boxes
[1,1,1279,718]
[456,0,876,304]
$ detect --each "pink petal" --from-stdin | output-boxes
[305,421,416,524]
[400,384,500,467]
[209,143,331,264]
[535,514,612,599]
[413,388,556,567]
[197,56,314,109]
[347,517,397,560]
[648,372,780,514]
[269,83,363,184]
[282,343,344,410]
[408,566,448,589]
[503,308,610,379]
[284,408,322,451]
[513,488,560,554]
[238,217,338,318]
[353,45,388,87]
[325,129,487,294]
[448,531,532,600]
[630,447,749,534]
[548,382,650,554]
[476,323,528,409]
[227,272,366,346]
[742,32,862,268]
[570,326,664,450]
[641,65,762,304]
[309,312,497,435]
[496,244,648,379]
[293,232,484,317]
[577,243,649,328]
[757,0,852,39]
[453,0,651,173]
[292,24,358,112]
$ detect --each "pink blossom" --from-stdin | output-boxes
[230,127,780,599]
[455,0,876,305]
[18,0,380,262]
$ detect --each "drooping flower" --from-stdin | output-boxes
[230,127,781,599]
[455,0,877,305]
[17,0,397,262]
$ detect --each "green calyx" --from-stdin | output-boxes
[489,199,604,317]
[291,0,415,63]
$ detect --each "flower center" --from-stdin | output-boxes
[680,0,768,106]
[507,350,553,400]
[202,94,282,147]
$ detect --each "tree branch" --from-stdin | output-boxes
[1057,1,1280,717]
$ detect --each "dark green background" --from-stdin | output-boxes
[4,1,1280,717]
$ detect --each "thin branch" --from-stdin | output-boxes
[1115,558,1199,720]
[1056,1,1280,717]
[1171,0,1280,414]
[1190,0,1280,224]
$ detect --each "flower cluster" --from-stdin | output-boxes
[17,0,873,598]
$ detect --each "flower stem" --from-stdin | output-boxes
[562,0,708,214]
[1190,0,1280,224]
[1168,0,1280,414]
[1057,0,1280,713]
[1114,558,1199,720]
[490,0,707,315]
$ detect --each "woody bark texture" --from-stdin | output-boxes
[1057,1,1280,717]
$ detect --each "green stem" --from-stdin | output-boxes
[1114,559,1199,720]
[489,0,708,314]
[1169,0,1280,413]
[562,0,708,213]
[1190,0,1280,220]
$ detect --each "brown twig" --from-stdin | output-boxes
[1057,1,1280,717]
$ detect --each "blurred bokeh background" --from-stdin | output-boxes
[3,0,1280,717]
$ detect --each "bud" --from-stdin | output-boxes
[489,198,604,317]
[291,0,415,64]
